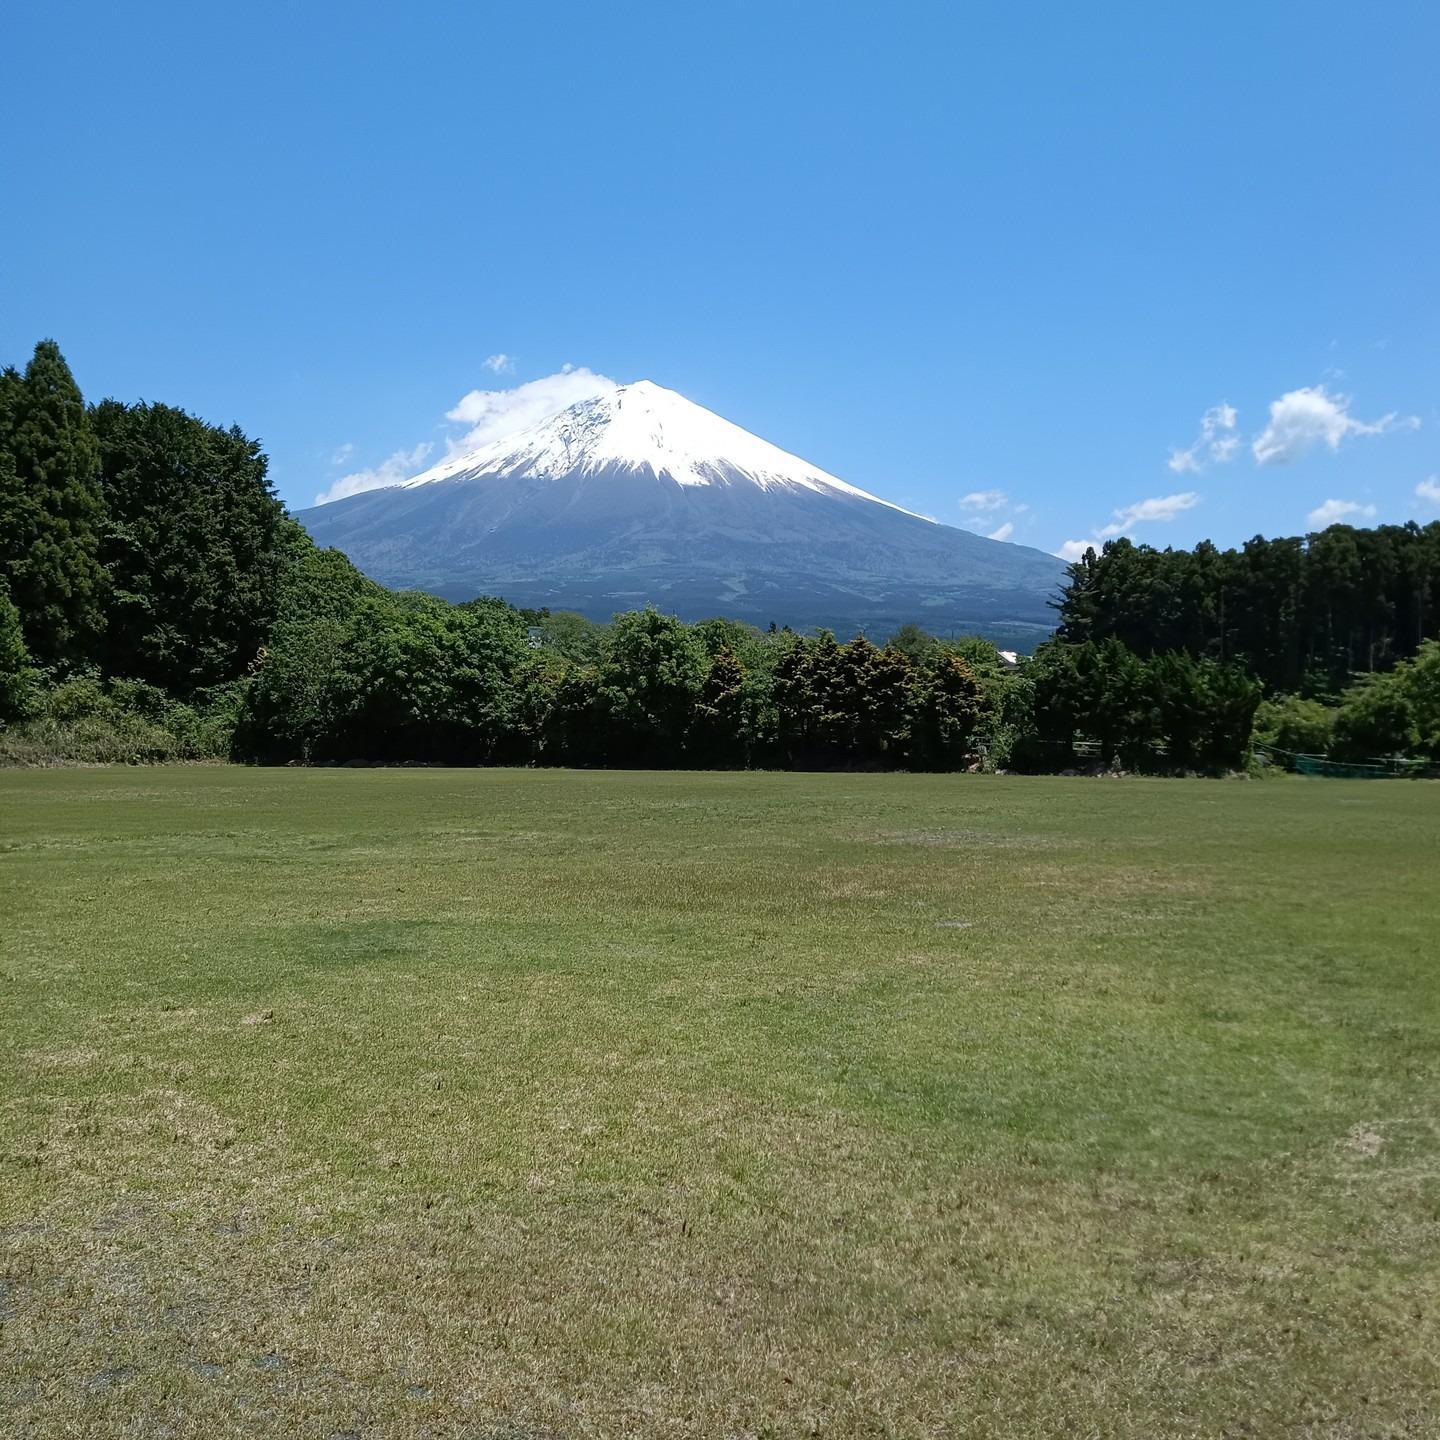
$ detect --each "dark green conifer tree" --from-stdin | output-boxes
[690,645,748,766]
[910,654,987,769]
[92,399,288,690]
[836,636,912,763]
[0,342,106,667]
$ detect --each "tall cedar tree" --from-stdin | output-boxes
[774,631,841,762]
[910,654,987,769]
[92,400,289,691]
[0,342,106,667]
[691,645,749,766]
[837,637,912,763]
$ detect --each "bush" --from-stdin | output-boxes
[0,673,239,766]
[597,608,709,765]
[1190,660,1262,772]
[1253,694,1337,765]
[1329,640,1440,762]
[1331,671,1416,760]
[1404,640,1440,761]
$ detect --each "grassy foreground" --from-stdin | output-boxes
[2,769,1437,1438]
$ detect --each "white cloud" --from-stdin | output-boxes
[959,489,1009,512]
[329,442,356,466]
[959,490,1029,540]
[483,353,515,374]
[1058,491,1200,560]
[1416,477,1440,505]
[1168,402,1239,474]
[313,442,433,506]
[1119,491,1201,525]
[1096,491,1200,537]
[1252,385,1418,466]
[312,366,618,506]
[446,366,618,450]
[1307,498,1376,528]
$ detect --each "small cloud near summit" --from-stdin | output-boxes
[446,366,619,451]
[314,441,433,506]
[314,366,620,505]
[483,354,515,374]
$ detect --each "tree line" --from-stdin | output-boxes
[1056,526,1440,695]
[1,337,1435,773]
[1052,532,1440,766]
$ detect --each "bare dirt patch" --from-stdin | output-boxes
[1343,1124,1384,1159]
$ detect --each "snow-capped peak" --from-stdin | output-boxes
[399,380,930,520]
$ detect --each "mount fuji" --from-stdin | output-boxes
[295,381,1064,642]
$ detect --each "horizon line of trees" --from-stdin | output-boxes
[2,337,1437,773]
[1056,524,1440,696]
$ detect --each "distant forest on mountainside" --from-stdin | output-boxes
[3,338,1439,772]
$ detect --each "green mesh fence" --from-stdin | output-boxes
[1254,742,1437,780]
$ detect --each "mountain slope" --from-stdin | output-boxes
[295,381,1065,640]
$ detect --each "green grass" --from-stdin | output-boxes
[2,768,1438,1437]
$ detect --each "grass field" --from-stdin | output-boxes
[2,768,1438,1438]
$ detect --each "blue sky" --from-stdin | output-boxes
[4,2,1438,557]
